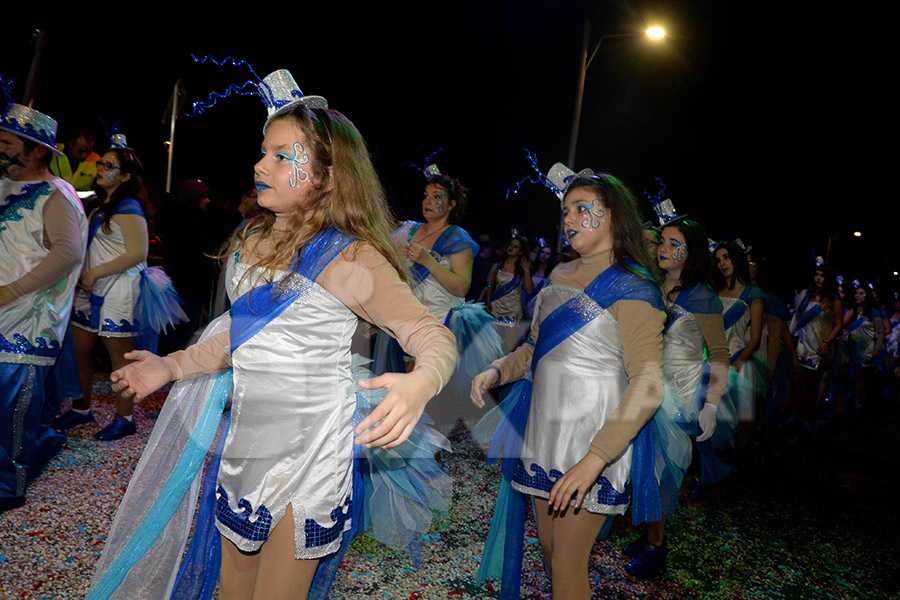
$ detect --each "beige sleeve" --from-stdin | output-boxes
[320,242,457,396]
[695,311,729,406]
[165,331,232,381]
[588,299,665,462]
[6,192,84,300]
[490,317,539,385]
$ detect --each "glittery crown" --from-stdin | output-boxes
[644,178,685,226]
[109,133,132,150]
[424,164,441,177]
[509,224,520,238]
[546,162,595,205]
[851,278,861,288]
[258,69,327,129]
[708,239,717,254]
[0,103,63,157]
[734,238,752,255]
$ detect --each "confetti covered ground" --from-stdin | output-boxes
[2,377,899,599]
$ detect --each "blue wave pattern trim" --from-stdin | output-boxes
[72,309,90,328]
[512,460,630,506]
[215,486,272,542]
[0,181,50,232]
[101,318,137,333]
[305,495,352,549]
[0,333,60,358]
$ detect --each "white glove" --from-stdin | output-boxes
[695,403,718,442]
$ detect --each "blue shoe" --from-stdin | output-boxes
[52,409,95,431]
[626,543,668,579]
[94,415,137,441]
[623,535,647,558]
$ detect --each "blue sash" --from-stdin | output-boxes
[674,283,723,315]
[795,301,824,331]
[230,227,354,351]
[404,222,478,285]
[850,315,867,333]
[722,299,748,332]
[87,197,144,247]
[491,273,522,302]
[478,261,662,599]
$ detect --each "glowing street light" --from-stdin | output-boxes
[567,24,667,167]
[853,231,862,237]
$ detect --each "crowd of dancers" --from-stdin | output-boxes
[2,67,898,600]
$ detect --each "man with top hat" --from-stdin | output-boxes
[0,102,87,511]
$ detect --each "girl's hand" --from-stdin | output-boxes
[470,368,499,408]
[733,358,746,372]
[355,371,432,449]
[78,269,99,293]
[815,342,829,355]
[791,355,801,373]
[548,452,606,512]
[404,242,435,268]
[110,350,174,402]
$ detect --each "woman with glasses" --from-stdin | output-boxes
[53,143,185,441]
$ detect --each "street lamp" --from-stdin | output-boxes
[566,23,666,167]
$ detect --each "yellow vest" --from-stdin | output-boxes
[49,144,100,191]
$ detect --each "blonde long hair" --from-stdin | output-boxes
[224,105,405,285]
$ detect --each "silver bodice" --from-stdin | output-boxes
[393,221,464,323]
[512,282,632,514]
[663,304,706,418]
[491,269,523,321]
[218,259,358,557]
[792,291,834,370]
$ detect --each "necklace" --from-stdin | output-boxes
[414,223,449,245]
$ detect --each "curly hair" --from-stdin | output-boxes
[425,174,468,225]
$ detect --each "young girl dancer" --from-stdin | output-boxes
[624,217,730,579]
[848,283,884,411]
[55,140,185,440]
[88,72,457,600]
[712,241,767,449]
[485,235,534,352]
[471,167,665,599]
[786,263,843,428]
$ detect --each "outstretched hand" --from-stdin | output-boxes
[355,371,434,449]
[110,350,174,402]
[547,452,606,513]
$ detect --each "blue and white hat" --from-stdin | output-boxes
[109,133,132,151]
[0,103,63,157]
[546,162,596,206]
[258,69,327,131]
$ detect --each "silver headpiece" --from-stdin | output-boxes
[0,103,63,157]
[258,69,328,132]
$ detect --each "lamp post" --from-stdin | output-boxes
[566,23,666,168]
[557,22,665,252]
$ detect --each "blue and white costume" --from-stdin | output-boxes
[790,289,834,372]
[476,260,667,597]
[375,221,501,424]
[72,199,185,352]
[720,284,767,421]
[1,177,86,501]
[87,228,454,600]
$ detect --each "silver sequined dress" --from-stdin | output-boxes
[663,303,707,420]
[215,258,359,558]
[510,282,633,514]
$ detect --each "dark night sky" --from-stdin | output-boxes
[6,1,895,296]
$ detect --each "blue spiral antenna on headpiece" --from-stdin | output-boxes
[644,177,684,226]
[99,118,120,140]
[403,148,444,177]
[504,148,562,200]
[184,55,265,117]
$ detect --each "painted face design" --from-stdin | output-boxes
[423,185,451,215]
[658,227,687,271]
[284,142,310,187]
[580,199,606,229]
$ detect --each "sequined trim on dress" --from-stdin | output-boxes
[216,485,273,542]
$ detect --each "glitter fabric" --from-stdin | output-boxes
[257,69,327,130]
[215,485,272,542]
[0,182,51,232]
[10,365,36,496]
[511,460,630,508]
[304,495,352,549]
[0,333,60,361]
[100,318,136,334]
[0,104,62,156]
